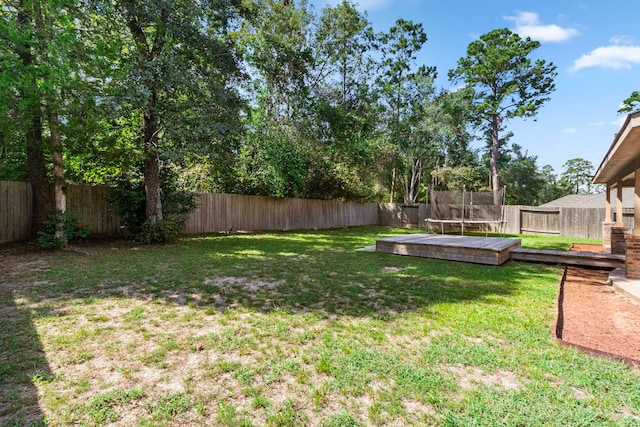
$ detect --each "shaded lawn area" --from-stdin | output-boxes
[1,226,638,426]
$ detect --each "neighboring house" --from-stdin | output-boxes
[540,188,635,210]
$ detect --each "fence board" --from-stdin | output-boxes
[520,207,560,235]
[0,181,32,243]
[182,193,379,234]
[66,185,122,237]
[0,181,632,243]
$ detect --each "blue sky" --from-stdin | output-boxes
[310,0,640,177]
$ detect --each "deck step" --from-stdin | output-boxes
[510,248,625,268]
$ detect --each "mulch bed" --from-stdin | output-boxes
[557,244,640,366]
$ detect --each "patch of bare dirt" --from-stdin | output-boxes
[559,244,640,363]
[445,364,522,391]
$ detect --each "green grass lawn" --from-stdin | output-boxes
[1,227,638,426]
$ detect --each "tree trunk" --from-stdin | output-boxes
[26,111,53,235]
[46,106,67,244]
[390,167,397,203]
[17,0,53,235]
[490,115,501,204]
[143,89,163,224]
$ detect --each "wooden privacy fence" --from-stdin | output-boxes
[0,182,123,243]
[0,181,32,243]
[184,193,379,234]
[65,185,122,237]
[511,206,634,240]
[0,181,631,243]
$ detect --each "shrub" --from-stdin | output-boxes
[135,217,188,244]
[108,169,197,244]
[37,209,91,248]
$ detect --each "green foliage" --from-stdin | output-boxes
[618,90,640,114]
[449,28,557,193]
[501,144,545,205]
[2,0,570,213]
[432,164,484,191]
[559,158,596,194]
[37,210,90,249]
[108,168,197,243]
[377,19,440,203]
[136,217,190,245]
[235,120,307,198]
[107,179,147,237]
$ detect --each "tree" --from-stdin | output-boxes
[307,0,381,200]
[1,0,101,244]
[437,86,475,168]
[500,144,545,205]
[103,0,244,226]
[377,19,435,203]
[618,90,640,114]
[449,28,556,203]
[538,164,570,203]
[559,158,595,194]
[312,0,374,110]
[2,0,53,234]
[234,0,317,198]
[239,0,312,124]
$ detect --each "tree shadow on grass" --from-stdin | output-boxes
[0,230,562,423]
[13,231,562,318]
[0,286,50,426]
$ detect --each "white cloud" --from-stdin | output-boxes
[588,121,606,127]
[563,128,577,134]
[504,11,579,42]
[610,35,634,45]
[323,0,390,10]
[612,117,626,128]
[572,45,640,71]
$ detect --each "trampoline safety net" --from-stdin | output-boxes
[428,188,505,223]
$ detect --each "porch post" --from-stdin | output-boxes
[609,183,628,255]
[616,184,624,225]
[605,185,611,222]
[625,171,640,279]
[602,184,615,252]
[635,172,640,235]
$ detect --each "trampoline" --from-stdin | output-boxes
[426,187,506,235]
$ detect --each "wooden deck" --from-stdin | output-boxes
[375,234,625,268]
[375,234,521,265]
[510,248,625,269]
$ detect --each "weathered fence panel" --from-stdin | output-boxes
[1,181,635,243]
[0,181,32,243]
[513,206,617,240]
[184,193,379,234]
[502,205,521,235]
[520,207,561,235]
[560,207,604,239]
[377,204,426,228]
[66,185,122,237]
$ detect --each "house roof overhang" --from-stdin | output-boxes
[593,111,640,187]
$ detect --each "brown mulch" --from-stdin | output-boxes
[558,243,640,364]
